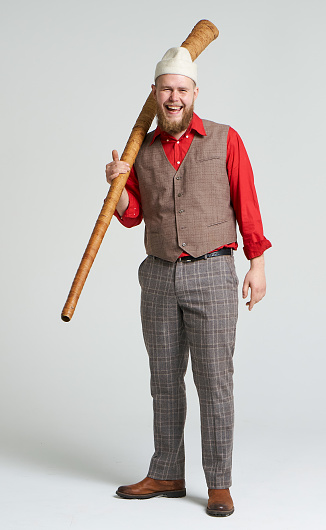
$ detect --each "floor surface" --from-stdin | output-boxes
[0,425,324,529]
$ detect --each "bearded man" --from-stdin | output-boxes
[105,47,271,517]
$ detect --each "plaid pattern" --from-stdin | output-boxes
[138,254,238,489]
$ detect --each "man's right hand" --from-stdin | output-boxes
[105,149,130,185]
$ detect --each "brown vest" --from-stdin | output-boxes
[134,120,237,262]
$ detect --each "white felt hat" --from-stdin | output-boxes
[154,47,197,84]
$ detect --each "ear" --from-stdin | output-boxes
[194,86,199,101]
[151,84,157,98]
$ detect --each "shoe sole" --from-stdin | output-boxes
[206,507,234,517]
[116,489,186,500]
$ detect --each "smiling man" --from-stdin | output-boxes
[106,47,271,517]
[154,74,198,136]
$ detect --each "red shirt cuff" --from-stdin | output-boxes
[113,191,142,227]
[243,238,272,260]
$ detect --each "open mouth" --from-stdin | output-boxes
[165,105,183,114]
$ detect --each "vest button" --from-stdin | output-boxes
[176,176,181,180]
[178,193,182,197]
[178,209,184,213]
[182,243,187,247]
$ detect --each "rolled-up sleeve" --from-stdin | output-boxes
[113,166,143,228]
[227,127,272,260]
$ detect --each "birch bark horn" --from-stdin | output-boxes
[61,19,219,322]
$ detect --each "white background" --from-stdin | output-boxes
[1,0,325,528]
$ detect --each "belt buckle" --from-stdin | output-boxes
[178,256,192,263]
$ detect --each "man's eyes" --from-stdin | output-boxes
[162,89,188,93]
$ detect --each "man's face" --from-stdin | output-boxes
[152,74,199,136]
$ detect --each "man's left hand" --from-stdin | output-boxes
[242,254,266,311]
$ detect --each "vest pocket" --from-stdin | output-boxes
[207,219,228,227]
[196,155,220,162]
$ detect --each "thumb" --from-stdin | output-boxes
[112,149,119,162]
[242,275,249,299]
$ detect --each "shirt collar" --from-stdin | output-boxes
[150,113,207,145]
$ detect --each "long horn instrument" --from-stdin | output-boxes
[61,20,219,322]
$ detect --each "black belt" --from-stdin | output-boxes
[177,248,232,262]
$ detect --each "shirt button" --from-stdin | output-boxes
[166,139,169,142]
[186,135,189,138]
[177,161,180,165]
[182,243,187,247]
[177,141,179,144]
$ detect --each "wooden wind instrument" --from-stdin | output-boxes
[61,19,219,322]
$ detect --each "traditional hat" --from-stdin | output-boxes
[154,47,197,84]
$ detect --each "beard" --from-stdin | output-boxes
[156,101,194,136]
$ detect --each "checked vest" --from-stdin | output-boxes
[134,120,237,262]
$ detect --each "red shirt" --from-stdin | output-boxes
[114,114,271,260]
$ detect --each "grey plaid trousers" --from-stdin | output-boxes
[138,254,239,489]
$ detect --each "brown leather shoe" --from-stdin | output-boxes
[116,476,186,499]
[206,488,234,517]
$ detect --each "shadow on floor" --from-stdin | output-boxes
[0,431,145,486]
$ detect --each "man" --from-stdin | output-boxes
[106,47,271,517]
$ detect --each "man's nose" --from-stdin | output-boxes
[169,90,179,101]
